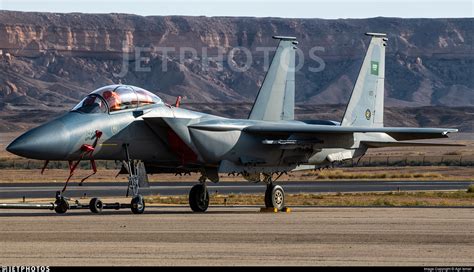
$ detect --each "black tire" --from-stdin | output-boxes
[54,198,69,214]
[89,198,103,214]
[264,184,285,211]
[131,195,145,214]
[189,184,209,212]
[264,184,273,208]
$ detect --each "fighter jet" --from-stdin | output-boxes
[6,33,459,214]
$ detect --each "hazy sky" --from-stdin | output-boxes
[0,0,472,18]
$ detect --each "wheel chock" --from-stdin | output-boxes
[282,207,291,213]
[259,207,291,213]
[260,207,278,213]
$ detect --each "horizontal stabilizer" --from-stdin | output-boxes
[244,124,457,138]
[190,121,458,140]
[361,141,465,148]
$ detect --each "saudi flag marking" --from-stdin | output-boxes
[371,61,379,75]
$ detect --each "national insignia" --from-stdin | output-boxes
[365,109,372,120]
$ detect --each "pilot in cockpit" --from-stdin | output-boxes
[103,90,122,111]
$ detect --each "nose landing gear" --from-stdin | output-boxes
[131,194,145,214]
[54,191,69,214]
[123,143,145,214]
[52,143,147,215]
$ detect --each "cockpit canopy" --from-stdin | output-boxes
[72,85,163,113]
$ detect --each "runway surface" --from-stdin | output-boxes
[0,206,472,266]
[0,180,472,199]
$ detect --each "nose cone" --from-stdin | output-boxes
[6,121,70,160]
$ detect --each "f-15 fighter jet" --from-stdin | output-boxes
[7,33,459,214]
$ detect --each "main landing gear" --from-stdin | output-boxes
[188,175,209,212]
[186,173,286,213]
[264,184,285,211]
[189,182,209,212]
[263,174,285,211]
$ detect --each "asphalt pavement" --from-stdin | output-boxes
[0,180,471,199]
[0,207,472,266]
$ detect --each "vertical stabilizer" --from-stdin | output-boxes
[248,36,298,121]
[341,33,387,127]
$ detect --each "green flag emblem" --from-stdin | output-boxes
[371,61,379,76]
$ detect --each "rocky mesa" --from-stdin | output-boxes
[0,11,472,132]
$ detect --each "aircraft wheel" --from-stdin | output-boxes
[265,184,285,211]
[89,197,103,214]
[189,184,209,212]
[264,184,273,208]
[131,194,145,214]
[54,197,69,214]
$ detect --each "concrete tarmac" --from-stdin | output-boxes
[0,206,473,266]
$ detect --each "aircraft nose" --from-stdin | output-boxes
[6,120,70,160]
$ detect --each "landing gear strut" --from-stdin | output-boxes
[189,181,209,212]
[123,143,145,214]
